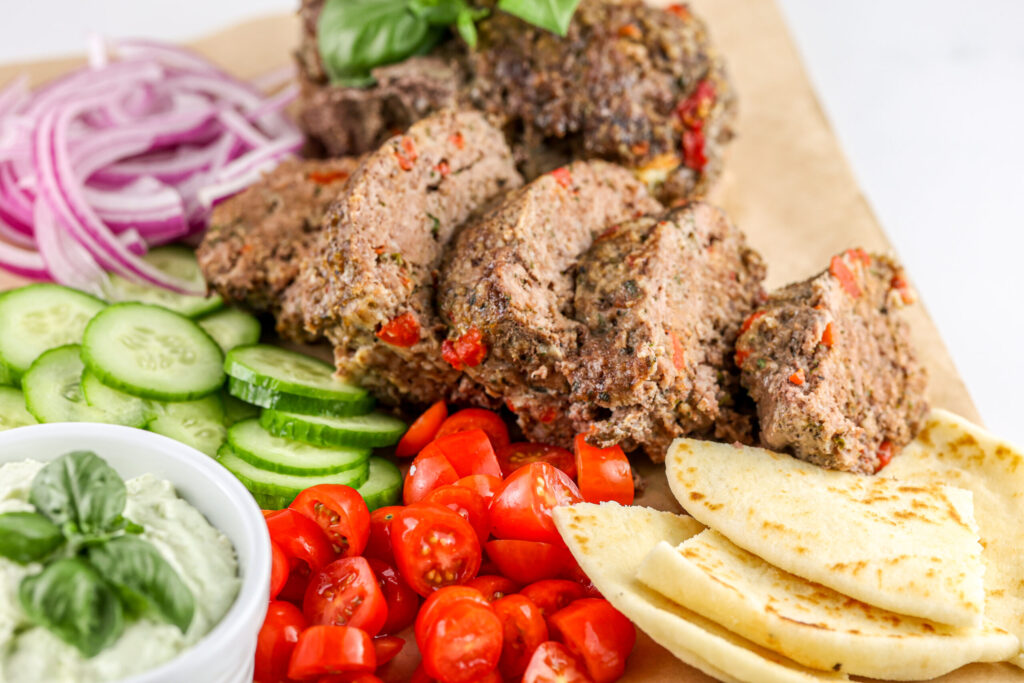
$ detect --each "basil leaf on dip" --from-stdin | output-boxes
[29,450,126,536]
[0,512,63,564]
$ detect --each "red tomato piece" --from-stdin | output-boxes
[422,600,503,683]
[441,327,487,371]
[414,585,490,646]
[395,401,448,458]
[266,508,337,573]
[391,503,482,597]
[404,447,460,504]
[435,408,510,450]
[270,541,289,601]
[830,253,863,298]
[465,574,521,602]
[489,462,582,544]
[523,641,593,683]
[364,506,402,562]
[424,484,490,544]
[431,429,502,479]
[573,435,634,506]
[494,594,549,678]
[485,539,570,584]
[303,557,388,636]
[279,561,312,604]
[290,485,371,558]
[519,580,587,624]
[411,665,435,683]
[315,675,383,683]
[376,312,420,348]
[452,474,504,506]
[255,601,307,683]
[549,599,636,683]
[372,635,405,667]
[366,558,419,635]
[287,625,376,680]
[497,442,577,479]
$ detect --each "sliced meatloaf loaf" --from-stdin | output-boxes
[438,160,662,444]
[571,203,766,460]
[286,109,522,404]
[735,250,928,473]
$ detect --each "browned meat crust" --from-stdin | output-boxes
[735,251,929,473]
[285,109,522,404]
[572,203,766,460]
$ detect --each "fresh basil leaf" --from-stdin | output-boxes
[408,0,463,26]
[457,10,479,48]
[497,0,582,36]
[0,512,64,564]
[19,558,124,658]
[29,451,126,536]
[318,0,445,86]
[88,536,195,634]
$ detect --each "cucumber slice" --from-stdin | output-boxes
[80,371,152,428]
[0,386,37,431]
[103,246,223,317]
[82,303,225,401]
[148,394,227,457]
[224,345,368,403]
[356,457,402,511]
[198,308,261,352]
[250,491,292,511]
[22,345,130,425]
[0,284,106,382]
[228,419,371,476]
[228,377,375,417]
[216,445,370,503]
[223,390,260,426]
[260,409,406,448]
[0,361,12,386]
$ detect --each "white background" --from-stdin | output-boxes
[2,1,1022,445]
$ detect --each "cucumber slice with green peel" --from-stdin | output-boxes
[0,284,106,382]
[82,303,225,401]
[103,246,223,318]
[260,409,406,448]
[216,445,370,502]
[0,361,11,386]
[223,390,260,426]
[198,308,261,352]
[228,377,375,417]
[224,345,368,403]
[356,457,402,511]
[250,491,293,510]
[80,371,152,428]
[228,419,371,476]
[148,394,227,457]
[22,346,131,425]
[0,386,37,431]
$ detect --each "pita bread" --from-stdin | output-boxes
[886,409,1024,666]
[636,529,1018,680]
[552,502,849,683]
[665,438,985,627]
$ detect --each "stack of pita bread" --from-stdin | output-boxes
[553,409,1024,682]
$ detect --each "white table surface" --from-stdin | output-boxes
[2,1,1022,446]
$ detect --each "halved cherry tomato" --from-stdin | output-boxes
[364,506,402,562]
[490,462,582,544]
[255,601,307,683]
[436,408,510,450]
[573,435,634,505]
[424,484,490,544]
[431,429,502,479]
[494,594,549,678]
[372,635,405,667]
[303,557,388,636]
[520,580,587,624]
[367,558,419,635]
[270,541,289,600]
[497,442,577,479]
[414,585,490,646]
[453,474,504,506]
[288,625,376,679]
[396,401,448,457]
[279,561,312,604]
[317,675,383,683]
[404,448,460,504]
[290,485,371,557]
[485,539,570,584]
[549,599,636,683]
[266,508,337,573]
[422,599,503,683]
[391,502,482,596]
[523,641,593,683]
[465,574,522,603]
[411,665,435,683]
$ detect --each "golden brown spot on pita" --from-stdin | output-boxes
[795,546,807,554]
[777,614,829,629]
[897,485,929,494]
[706,503,723,511]
[922,622,935,632]
[830,560,867,575]
[762,521,788,533]
[917,423,934,447]
[689,491,705,501]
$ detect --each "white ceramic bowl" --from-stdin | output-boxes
[0,423,270,683]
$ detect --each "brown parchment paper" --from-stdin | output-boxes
[2,1,1017,681]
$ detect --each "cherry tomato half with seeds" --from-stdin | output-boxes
[364,505,402,562]
[266,508,337,573]
[430,429,502,479]
[549,598,636,683]
[414,585,490,646]
[489,461,582,544]
[520,580,588,625]
[435,408,510,450]
[497,442,577,479]
[485,539,570,584]
[453,474,504,506]
[404,448,459,504]
[395,401,447,458]
[278,561,312,604]
[424,484,490,544]
[573,435,634,505]
[465,574,522,603]
[255,601,307,683]
[270,541,289,600]
[367,558,419,635]
[523,641,593,683]
[290,484,371,557]
[303,557,388,636]
[391,502,482,597]
[494,594,549,678]
[287,625,376,679]
[422,599,503,683]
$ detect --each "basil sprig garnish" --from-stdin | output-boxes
[317,0,582,86]
[0,451,195,657]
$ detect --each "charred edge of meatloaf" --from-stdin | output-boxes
[735,250,929,474]
[438,159,663,442]
[570,202,766,461]
[197,157,359,316]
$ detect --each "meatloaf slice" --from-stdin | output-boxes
[735,250,928,474]
[438,160,662,444]
[288,109,522,405]
[571,203,766,460]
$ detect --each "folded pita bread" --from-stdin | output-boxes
[552,503,849,683]
[887,409,1024,666]
[665,439,985,627]
[636,529,1018,679]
